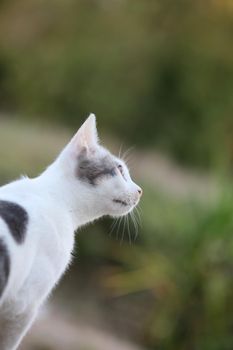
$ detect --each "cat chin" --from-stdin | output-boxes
[110,207,134,218]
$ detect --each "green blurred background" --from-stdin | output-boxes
[0,0,233,349]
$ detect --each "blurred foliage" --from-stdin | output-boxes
[0,0,233,169]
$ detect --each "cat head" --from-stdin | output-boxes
[60,114,142,219]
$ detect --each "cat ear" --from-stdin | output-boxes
[70,114,99,154]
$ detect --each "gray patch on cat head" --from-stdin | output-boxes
[0,239,10,298]
[0,201,28,244]
[77,150,117,186]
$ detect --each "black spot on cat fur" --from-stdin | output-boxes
[77,151,117,186]
[0,239,10,298]
[0,201,28,244]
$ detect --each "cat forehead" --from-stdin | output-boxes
[77,149,119,186]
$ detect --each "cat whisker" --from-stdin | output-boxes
[134,206,142,227]
[123,153,136,167]
[136,205,143,218]
[120,215,127,245]
[118,143,124,159]
[110,209,141,244]
[109,218,119,237]
[122,146,135,163]
[126,214,132,244]
[116,216,124,241]
[130,210,138,240]
[123,156,133,168]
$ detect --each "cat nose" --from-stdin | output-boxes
[137,187,143,196]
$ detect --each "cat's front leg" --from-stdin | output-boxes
[0,303,38,350]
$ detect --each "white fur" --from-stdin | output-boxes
[0,115,142,349]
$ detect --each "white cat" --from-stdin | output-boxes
[0,114,142,350]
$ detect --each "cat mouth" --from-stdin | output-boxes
[113,198,128,206]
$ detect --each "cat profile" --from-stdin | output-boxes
[0,114,142,350]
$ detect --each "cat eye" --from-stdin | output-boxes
[118,164,127,181]
[118,164,124,175]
